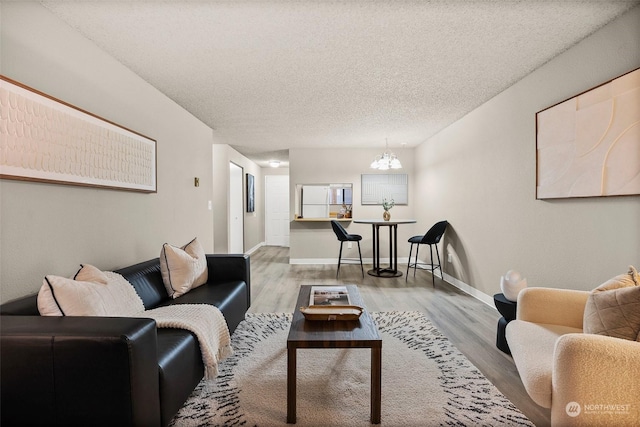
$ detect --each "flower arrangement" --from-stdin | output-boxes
[382,198,395,211]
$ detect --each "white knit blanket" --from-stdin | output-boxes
[136,304,233,380]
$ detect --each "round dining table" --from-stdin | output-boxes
[354,219,416,278]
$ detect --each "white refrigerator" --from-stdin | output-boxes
[302,185,329,218]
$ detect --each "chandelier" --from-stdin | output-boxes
[370,139,402,170]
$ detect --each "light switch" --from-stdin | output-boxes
[208,200,213,210]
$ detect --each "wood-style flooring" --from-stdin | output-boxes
[247,246,550,427]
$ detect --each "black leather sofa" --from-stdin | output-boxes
[0,254,250,427]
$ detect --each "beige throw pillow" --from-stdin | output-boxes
[159,237,208,299]
[74,263,109,284]
[37,265,144,317]
[583,266,640,342]
[38,264,107,316]
[631,265,640,286]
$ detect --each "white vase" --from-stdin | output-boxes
[500,271,528,302]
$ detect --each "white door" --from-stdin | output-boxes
[265,175,290,247]
[229,162,244,253]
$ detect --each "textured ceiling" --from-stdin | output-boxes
[40,0,639,167]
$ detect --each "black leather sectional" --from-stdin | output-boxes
[0,254,251,427]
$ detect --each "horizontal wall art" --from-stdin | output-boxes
[536,67,640,199]
[361,173,408,205]
[0,76,157,193]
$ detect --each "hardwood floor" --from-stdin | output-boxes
[248,246,551,426]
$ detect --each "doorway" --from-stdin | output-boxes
[265,174,290,247]
[229,162,244,253]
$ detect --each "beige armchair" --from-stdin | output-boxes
[506,287,640,426]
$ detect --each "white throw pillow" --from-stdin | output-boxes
[159,237,208,298]
[37,265,144,317]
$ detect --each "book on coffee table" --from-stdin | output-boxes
[309,286,351,306]
[301,286,362,321]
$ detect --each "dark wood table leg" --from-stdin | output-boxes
[388,225,392,271]
[370,224,375,271]
[374,224,380,273]
[287,345,296,423]
[394,225,399,272]
[371,345,382,424]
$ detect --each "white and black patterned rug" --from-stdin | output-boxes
[170,311,533,426]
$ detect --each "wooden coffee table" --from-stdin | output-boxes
[287,285,382,424]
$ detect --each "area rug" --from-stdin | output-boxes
[169,311,533,426]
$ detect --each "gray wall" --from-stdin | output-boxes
[211,144,264,254]
[0,3,216,302]
[2,2,638,303]
[415,5,640,295]
[289,147,417,263]
[289,6,640,299]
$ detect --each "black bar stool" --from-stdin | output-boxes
[406,220,448,286]
[330,220,364,278]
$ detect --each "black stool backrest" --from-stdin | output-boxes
[331,220,350,241]
[421,220,448,244]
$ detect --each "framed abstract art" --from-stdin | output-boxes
[0,76,157,193]
[246,173,255,212]
[536,68,639,199]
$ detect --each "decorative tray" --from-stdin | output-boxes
[299,305,363,321]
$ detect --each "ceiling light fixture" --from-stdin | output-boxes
[370,139,402,170]
[269,160,280,168]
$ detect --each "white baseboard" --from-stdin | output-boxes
[442,272,496,308]
[289,258,339,265]
[246,242,265,255]
[408,258,496,308]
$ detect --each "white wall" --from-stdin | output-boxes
[289,147,417,263]
[0,3,215,302]
[415,5,640,295]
